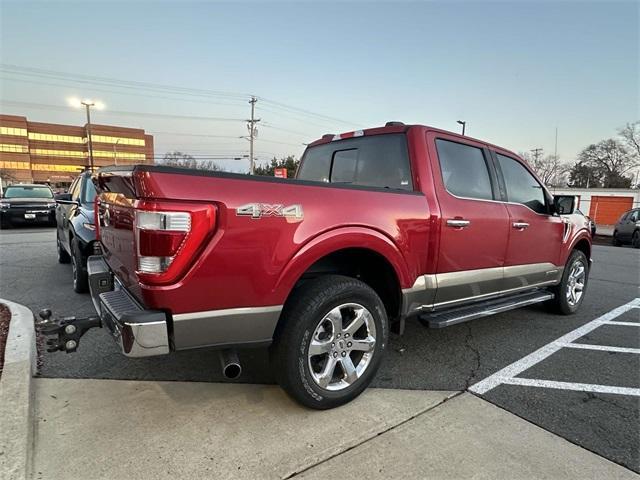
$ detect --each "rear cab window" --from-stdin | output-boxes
[296,134,413,191]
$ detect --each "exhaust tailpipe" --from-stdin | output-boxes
[219,349,242,379]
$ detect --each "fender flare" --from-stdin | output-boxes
[563,231,592,265]
[273,226,412,303]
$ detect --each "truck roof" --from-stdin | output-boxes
[308,123,522,159]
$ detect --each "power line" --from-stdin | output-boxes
[0,100,245,122]
[1,64,358,127]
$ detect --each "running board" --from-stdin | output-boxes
[420,290,554,328]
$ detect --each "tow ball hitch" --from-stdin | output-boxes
[36,309,102,353]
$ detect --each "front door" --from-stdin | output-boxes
[428,134,510,307]
[493,152,565,289]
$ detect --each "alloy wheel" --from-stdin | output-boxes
[307,303,376,391]
[566,260,586,307]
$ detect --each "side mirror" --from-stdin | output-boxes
[55,193,72,202]
[554,195,576,215]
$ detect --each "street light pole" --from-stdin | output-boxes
[113,138,121,166]
[457,120,466,136]
[82,101,95,171]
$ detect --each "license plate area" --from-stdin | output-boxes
[24,213,36,219]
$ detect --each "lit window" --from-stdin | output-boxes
[0,143,29,153]
[91,135,145,146]
[31,163,84,172]
[0,160,30,170]
[31,148,86,157]
[28,132,84,143]
[93,150,146,160]
[0,127,28,137]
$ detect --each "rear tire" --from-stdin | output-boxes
[57,231,71,264]
[71,236,88,293]
[549,250,589,315]
[270,275,388,409]
[612,231,622,246]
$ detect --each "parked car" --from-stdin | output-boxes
[41,123,592,409]
[575,208,596,236]
[613,208,640,248]
[55,171,100,293]
[0,184,57,228]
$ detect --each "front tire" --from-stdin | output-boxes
[549,250,589,315]
[57,231,71,264]
[632,231,640,249]
[270,275,388,409]
[71,236,88,293]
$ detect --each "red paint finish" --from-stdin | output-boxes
[95,124,590,317]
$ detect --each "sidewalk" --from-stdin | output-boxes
[30,379,635,480]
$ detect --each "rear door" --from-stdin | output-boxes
[493,152,565,288]
[427,133,510,307]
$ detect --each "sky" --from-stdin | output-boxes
[0,0,638,172]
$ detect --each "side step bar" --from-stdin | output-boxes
[420,290,554,328]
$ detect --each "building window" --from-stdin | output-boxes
[93,150,146,160]
[31,163,85,172]
[0,160,30,170]
[0,143,29,153]
[90,135,145,146]
[28,132,84,144]
[0,127,28,137]
[30,148,86,158]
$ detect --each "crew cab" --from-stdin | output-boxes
[55,170,101,293]
[41,123,591,409]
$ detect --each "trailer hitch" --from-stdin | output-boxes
[36,309,102,353]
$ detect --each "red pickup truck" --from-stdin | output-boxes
[42,122,591,409]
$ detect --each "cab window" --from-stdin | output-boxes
[297,134,413,190]
[435,139,494,201]
[496,154,547,214]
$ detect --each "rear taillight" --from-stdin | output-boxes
[134,201,216,285]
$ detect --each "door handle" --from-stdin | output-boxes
[513,222,529,230]
[446,219,471,228]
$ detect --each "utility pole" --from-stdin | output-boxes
[554,127,558,160]
[247,96,260,175]
[530,148,543,164]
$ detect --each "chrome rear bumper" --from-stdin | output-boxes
[87,255,169,357]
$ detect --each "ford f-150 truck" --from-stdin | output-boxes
[40,122,591,409]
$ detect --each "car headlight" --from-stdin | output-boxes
[83,222,96,231]
[0,203,9,209]
[47,202,57,208]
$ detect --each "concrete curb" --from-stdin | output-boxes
[0,299,36,480]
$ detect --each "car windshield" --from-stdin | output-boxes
[4,186,53,199]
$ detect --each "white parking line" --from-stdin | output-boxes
[502,378,640,396]
[470,298,640,395]
[607,321,640,327]
[560,342,640,354]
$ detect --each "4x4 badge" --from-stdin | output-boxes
[236,203,303,220]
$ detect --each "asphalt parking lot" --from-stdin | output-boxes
[1,226,639,473]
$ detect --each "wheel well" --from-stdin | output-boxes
[573,239,590,262]
[290,248,402,322]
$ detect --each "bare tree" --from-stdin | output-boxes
[576,139,636,188]
[521,151,567,187]
[619,121,640,158]
[162,151,223,172]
